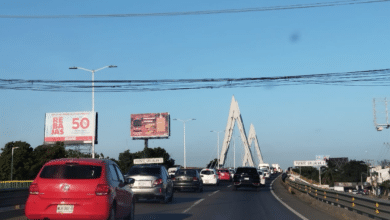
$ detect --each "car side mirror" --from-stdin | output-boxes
[126,178,135,185]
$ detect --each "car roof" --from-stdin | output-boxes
[44,158,109,166]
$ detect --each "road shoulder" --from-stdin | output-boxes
[272,175,371,220]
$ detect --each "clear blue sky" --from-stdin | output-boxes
[1,0,390,170]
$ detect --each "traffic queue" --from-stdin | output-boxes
[25,157,280,220]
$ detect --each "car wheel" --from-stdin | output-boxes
[107,205,116,220]
[233,186,238,191]
[198,186,203,193]
[161,191,169,204]
[168,190,174,203]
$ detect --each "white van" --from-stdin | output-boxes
[168,167,179,176]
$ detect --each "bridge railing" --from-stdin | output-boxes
[0,181,33,190]
[286,178,390,220]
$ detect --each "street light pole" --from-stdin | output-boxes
[11,147,19,180]
[173,118,195,168]
[69,65,117,158]
[211,130,222,169]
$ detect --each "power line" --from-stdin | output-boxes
[0,0,388,19]
[1,68,390,92]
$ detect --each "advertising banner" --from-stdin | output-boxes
[293,160,327,167]
[131,112,170,139]
[134,158,164,164]
[44,111,97,144]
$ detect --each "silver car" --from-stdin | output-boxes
[125,165,174,203]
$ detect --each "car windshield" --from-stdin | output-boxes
[236,168,257,174]
[201,170,214,175]
[176,170,196,176]
[40,165,102,179]
[127,167,161,176]
[218,170,229,173]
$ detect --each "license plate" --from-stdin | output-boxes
[204,180,209,183]
[137,181,152,187]
[57,205,74,213]
[244,177,249,180]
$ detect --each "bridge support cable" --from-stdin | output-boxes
[219,96,254,167]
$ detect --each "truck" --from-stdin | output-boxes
[258,163,270,172]
[271,164,281,173]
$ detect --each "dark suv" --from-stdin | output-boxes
[232,167,261,191]
[125,165,174,203]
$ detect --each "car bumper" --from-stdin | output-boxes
[130,186,165,199]
[25,196,110,220]
[202,178,218,185]
[233,180,260,187]
[173,182,201,189]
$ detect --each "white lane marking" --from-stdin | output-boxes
[208,190,220,196]
[182,198,205,213]
[227,185,232,188]
[270,176,309,220]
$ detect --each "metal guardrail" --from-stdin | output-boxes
[0,181,33,190]
[286,178,390,220]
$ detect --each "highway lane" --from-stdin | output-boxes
[6,174,339,220]
[134,174,337,220]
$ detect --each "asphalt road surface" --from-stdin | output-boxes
[4,174,339,220]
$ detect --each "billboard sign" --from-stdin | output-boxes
[44,111,97,144]
[131,113,170,139]
[294,160,327,167]
[134,158,164,164]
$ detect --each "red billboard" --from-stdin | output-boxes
[44,112,98,145]
[131,113,170,139]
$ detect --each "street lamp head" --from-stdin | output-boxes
[69,67,78,70]
[173,118,177,120]
[191,119,196,121]
[108,65,117,68]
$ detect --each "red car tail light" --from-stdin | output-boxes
[172,177,176,181]
[95,184,110,196]
[29,183,39,195]
[193,177,198,181]
[153,178,163,187]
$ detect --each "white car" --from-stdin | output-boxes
[200,168,219,185]
[257,170,266,186]
[168,167,179,177]
[262,169,270,178]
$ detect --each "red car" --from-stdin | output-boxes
[25,158,135,220]
[217,169,231,181]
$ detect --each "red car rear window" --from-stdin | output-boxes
[39,165,102,179]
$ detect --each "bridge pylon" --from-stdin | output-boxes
[218,96,255,167]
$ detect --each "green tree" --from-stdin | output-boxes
[117,147,175,174]
[339,160,368,182]
[30,142,67,179]
[207,158,218,168]
[0,141,35,181]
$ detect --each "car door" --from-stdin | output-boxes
[162,167,173,195]
[109,164,130,218]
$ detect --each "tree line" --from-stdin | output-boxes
[0,141,175,181]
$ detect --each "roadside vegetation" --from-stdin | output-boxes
[0,141,175,181]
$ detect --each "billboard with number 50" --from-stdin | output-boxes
[44,111,98,145]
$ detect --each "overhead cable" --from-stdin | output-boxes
[0,68,389,92]
[0,0,389,19]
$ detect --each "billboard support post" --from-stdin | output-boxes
[144,139,148,158]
